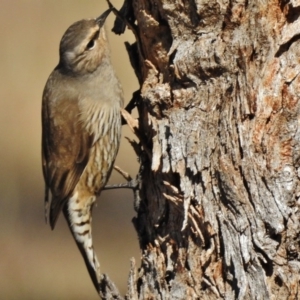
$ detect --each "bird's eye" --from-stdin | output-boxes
[86,39,95,50]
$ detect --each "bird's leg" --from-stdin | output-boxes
[103,165,139,190]
[103,165,142,212]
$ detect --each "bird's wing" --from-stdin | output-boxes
[42,76,93,229]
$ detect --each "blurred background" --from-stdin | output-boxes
[0,1,140,299]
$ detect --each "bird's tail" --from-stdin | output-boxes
[63,193,100,293]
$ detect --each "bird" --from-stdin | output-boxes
[41,8,123,293]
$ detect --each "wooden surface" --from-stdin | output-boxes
[101,0,300,299]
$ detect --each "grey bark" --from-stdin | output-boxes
[101,0,300,299]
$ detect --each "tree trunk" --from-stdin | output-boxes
[101,0,300,299]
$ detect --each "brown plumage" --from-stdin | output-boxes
[41,9,123,293]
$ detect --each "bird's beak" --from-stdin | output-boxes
[96,8,112,27]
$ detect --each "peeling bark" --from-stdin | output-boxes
[102,0,300,299]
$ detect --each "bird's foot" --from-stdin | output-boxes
[103,165,139,190]
[103,165,141,211]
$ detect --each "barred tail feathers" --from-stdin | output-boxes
[63,193,100,292]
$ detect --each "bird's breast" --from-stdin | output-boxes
[76,101,122,196]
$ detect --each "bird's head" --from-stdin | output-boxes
[58,9,112,75]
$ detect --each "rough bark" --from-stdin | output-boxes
[101,0,300,299]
